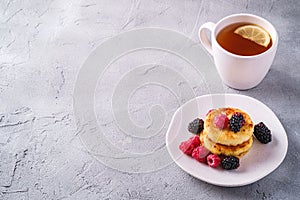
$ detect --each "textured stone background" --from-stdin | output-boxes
[0,0,299,199]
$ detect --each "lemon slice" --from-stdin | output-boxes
[234,25,271,47]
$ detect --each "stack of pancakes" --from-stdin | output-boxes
[200,108,254,158]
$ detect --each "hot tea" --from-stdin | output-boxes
[216,23,272,56]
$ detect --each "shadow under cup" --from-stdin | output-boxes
[212,14,278,90]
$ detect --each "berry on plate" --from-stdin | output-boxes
[214,114,229,129]
[206,109,215,116]
[254,122,272,144]
[188,118,204,134]
[229,112,245,133]
[179,135,200,156]
[192,146,210,163]
[207,154,221,168]
[221,156,240,170]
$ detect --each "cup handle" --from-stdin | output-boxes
[198,22,215,56]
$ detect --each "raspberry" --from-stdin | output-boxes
[214,114,229,129]
[192,146,210,163]
[207,154,221,168]
[221,156,240,170]
[206,109,215,116]
[188,118,204,134]
[179,136,200,156]
[229,112,245,133]
[254,122,272,144]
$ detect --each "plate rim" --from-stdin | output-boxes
[166,93,288,187]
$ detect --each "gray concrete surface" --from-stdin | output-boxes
[0,0,299,199]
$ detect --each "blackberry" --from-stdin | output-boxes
[229,112,245,133]
[254,122,272,144]
[188,118,204,134]
[221,156,240,170]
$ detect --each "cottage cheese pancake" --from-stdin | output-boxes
[200,130,253,158]
[205,108,254,146]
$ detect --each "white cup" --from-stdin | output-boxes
[199,13,278,90]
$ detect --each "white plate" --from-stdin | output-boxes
[166,93,288,187]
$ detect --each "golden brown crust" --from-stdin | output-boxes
[200,130,253,158]
[204,107,254,146]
